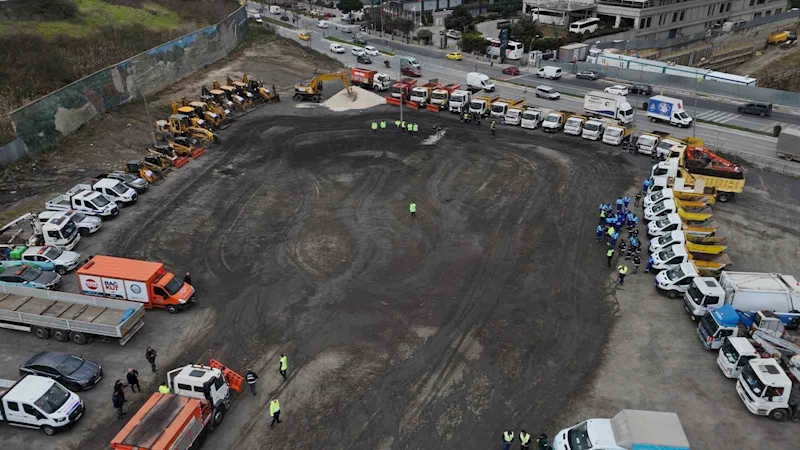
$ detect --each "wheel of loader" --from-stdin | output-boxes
[155,131,165,141]
[312,95,321,103]
[199,138,211,148]
[292,93,300,101]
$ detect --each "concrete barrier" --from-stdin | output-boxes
[5,7,248,164]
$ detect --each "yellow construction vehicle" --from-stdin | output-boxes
[214,80,252,111]
[227,76,256,108]
[293,72,352,103]
[168,136,205,159]
[148,144,190,168]
[180,98,228,129]
[126,160,163,184]
[171,101,208,129]
[202,85,236,117]
[155,114,218,147]
[243,74,280,103]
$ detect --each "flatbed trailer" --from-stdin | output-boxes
[0,284,145,345]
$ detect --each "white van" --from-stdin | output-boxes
[317,20,329,29]
[537,66,562,79]
[466,72,495,92]
[269,6,282,15]
[329,43,345,53]
[0,375,84,435]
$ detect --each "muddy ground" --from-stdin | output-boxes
[47,96,631,448]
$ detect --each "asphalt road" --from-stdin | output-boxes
[266,19,784,160]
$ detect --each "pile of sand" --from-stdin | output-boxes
[323,86,384,112]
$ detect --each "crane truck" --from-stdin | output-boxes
[1,213,81,252]
[110,360,243,450]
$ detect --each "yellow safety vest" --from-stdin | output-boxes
[607,248,613,257]
[395,120,401,127]
[413,124,418,132]
[607,227,615,236]
[270,400,280,415]
[158,385,170,394]
[520,432,530,444]
[618,265,629,275]
[371,122,378,130]
[409,203,416,213]
[280,356,288,371]
[504,431,514,442]
[380,121,386,129]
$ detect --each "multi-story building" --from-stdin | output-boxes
[522,0,787,39]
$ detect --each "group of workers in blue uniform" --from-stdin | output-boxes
[596,194,653,281]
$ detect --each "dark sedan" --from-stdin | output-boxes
[576,70,599,80]
[20,352,102,391]
[502,66,520,76]
[629,84,653,95]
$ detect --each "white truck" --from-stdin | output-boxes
[602,123,631,146]
[0,375,84,435]
[552,409,690,450]
[0,213,81,251]
[542,111,567,132]
[583,91,634,124]
[581,119,607,140]
[466,72,495,92]
[684,271,800,324]
[563,116,586,136]
[647,95,693,127]
[643,198,679,221]
[77,179,137,206]
[448,90,471,113]
[655,262,700,299]
[737,357,800,421]
[636,132,660,155]
[520,108,546,129]
[45,188,119,219]
[37,211,101,237]
[504,107,524,126]
[718,331,800,379]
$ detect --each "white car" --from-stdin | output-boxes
[317,20,329,29]
[604,85,629,96]
[364,45,379,56]
[330,43,345,53]
[351,47,365,56]
[535,85,560,100]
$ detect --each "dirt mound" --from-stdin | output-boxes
[323,86,384,112]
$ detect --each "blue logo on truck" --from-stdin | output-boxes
[649,100,672,117]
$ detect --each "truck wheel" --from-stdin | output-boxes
[167,305,180,314]
[33,326,50,340]
[213,404,226,426]
[650,117,656,123]
[200,138,211,148]
[70,332,89,345]
[56,266,66,275]
[769,408,789,421]
[79,228,90,236]
[41,425,56,436]
[667,291,680,299]
[52,329,69,342]
[716,192,733,202]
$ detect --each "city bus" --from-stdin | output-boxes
[486,38,524,60]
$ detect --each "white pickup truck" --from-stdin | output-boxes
[46,188,119,219]
[0,375,84,435]
[78,179,137,206]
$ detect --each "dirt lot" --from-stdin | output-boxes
[552,156,800,450]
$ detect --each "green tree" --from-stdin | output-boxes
[459,32,489,53]
[394,18,414,42]
[444,5,472,32]
[510,16,540,51]
[337,0,364,15]
[416,29,433,45]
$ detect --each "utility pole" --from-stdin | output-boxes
[141,91,157,147]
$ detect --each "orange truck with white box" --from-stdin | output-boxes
[75,255,195,314]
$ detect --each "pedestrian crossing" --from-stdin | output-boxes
[696,110,740,123]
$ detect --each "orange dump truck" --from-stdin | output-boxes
[110,360,243,450]
[76,255,195,314]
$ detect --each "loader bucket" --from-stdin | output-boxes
[173,156,190,168]
[209,359,244,393]
[190,147,206,158]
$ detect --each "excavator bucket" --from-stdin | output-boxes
[209,359,244,393]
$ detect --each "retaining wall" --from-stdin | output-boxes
[4,6,248,163]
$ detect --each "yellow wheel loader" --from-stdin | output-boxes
[214,80,251,112]
[202,85,236,118]
[243,73,280,103]
[126,160,163,184]
[148,143,190,168]
[227,76,256,108]
[155,114,218,147]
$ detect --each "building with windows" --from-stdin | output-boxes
[522,0,785,39]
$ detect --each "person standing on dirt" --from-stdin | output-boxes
[114,380,126,402]
[270,398,282,428]
[113,391,126,419]
[606,247,614,267]
[536,433,551,449]
[520,430,531,449]
[634,192,643,207]
[126,368,140,393]
[184,272,192,285]
[413,123,419,136]
[502,430,514,450]
[245,369,259,396]
[409,202,417,219]
[491,120,496,137]
[380,120,386,131]
[617,264,629,285]
[596,224,604,242]
[645,255,654,273]
[279,354,288,381]
[371,121,378,133]
[145,347,157,373]
[632,253,642,274]
[401,120,407,133]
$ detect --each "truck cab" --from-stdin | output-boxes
[38,210,101,238]
[563,116,585,135]
[0,375,84,435]
[643,198,677,221]
[655,262,698,298]
[490,98,523,118]
[167,363,233,409]
[737,358,794,421]
[542,111,566,132]
[644,188,675,208]
[656,136,684,158]
[448,90,471,113]
[684,277,726,321]
[581,119,606,140]
[649,230,685,253]
[651,244,689,271]
[647,213,682,237]
[469,95,498,117]
[520,108,544,129]
[602,125,630,145]
[409,81,441,105]
[389,78,416,99]
[553,410,690,450]
[504,108,523,126]
[636,133,660,155]
[718,337,766,379]
[430,84,460,110]
[46,190,119,219]
[1,212,82,251]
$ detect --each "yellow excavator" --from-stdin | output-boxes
[243,73,280,103]
[293,72,352,103]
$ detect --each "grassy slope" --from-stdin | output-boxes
[0,0,187,38]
